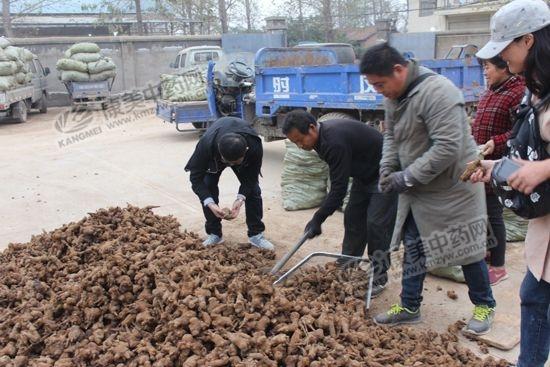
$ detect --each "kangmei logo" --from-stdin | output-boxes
[54,110,94,134]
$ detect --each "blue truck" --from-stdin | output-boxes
[156,44,484,140]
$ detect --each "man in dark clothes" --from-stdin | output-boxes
[185,116,274,250]
[282,110,398,296]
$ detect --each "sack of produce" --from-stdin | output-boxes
[429,266,466,283]
[15,72,27,84]
[281,140,329,211]
[0,61,18,76]
[160,68,207,102]
[4,46,20,61]
[18,48,34,62]
[56,58,88,73]
[89,69,116,81]
[69,42,100,55]
[71,52,101,63]
[0,37,11,49]
[61,70,90,82]
[0,75,16,91]
[87,57,116,74]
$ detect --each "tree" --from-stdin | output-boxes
[82,0,146,35]
[2,0,57,37]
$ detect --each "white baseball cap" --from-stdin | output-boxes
[476,0,550,59]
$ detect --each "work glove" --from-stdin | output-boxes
[380,170,414,194]
[304,216,323,239]
[378,168,393,192]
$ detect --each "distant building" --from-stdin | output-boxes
[407,0,509,32]
[1,12,206,37]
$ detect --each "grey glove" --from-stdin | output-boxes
[380,170,415,193]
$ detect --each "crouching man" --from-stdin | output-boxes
[283,110,398,297]
[185,116,274,250]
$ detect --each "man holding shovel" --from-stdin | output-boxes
[282,110,398,297]
[185,116,274,250]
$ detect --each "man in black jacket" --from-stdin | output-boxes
[283,110,397,295]
[185,117,274,250]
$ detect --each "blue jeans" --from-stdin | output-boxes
[400,212,496,310]
[517,270,550,367]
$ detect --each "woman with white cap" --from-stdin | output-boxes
[473,0,550,365]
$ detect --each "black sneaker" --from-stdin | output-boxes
[370,280,387,298]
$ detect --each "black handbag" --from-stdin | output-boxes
[491,91,550,219]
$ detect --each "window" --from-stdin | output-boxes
[28,61,37,74]
[194,51,218,63]
[420,0,437,16]
[179,53,187,67]
[35,60,45,75]
[174,55,180,68]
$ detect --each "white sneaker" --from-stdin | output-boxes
[203,234,224,247]
[248,233,274,250]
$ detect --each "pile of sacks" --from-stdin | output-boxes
[160,67,207,102]
[56,42,116,82]
[0,37,35,91]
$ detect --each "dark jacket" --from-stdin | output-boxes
[313,119,383,223]
[185,117,262,202]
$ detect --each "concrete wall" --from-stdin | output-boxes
[11,35,221,106]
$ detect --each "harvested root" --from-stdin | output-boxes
[0,205,507,366]
[460,159,482,181]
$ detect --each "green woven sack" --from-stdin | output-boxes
[281,140,329,211]
[61,70,90,82]
[56,58,88,73]
[69,42,100,55]
[71,52,101,63]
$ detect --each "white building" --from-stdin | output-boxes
[407,0,510,33]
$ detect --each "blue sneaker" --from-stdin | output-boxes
[202,234,224,247]
[248,233,274,250]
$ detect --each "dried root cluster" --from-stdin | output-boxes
[0,206,507,366]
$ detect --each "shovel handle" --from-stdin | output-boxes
[270,231,310,274]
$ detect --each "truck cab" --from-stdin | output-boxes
[170,46,223,73]
[28,56,50,112]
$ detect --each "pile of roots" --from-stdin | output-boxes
[0,206,507,366]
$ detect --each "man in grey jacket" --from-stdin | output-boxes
[361,43,496,335]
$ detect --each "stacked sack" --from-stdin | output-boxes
[281,140,329,211]
[159,67,207,102]
[56,42,116,82]
[0,37,35,91]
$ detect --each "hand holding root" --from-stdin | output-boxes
[460,159,482,182]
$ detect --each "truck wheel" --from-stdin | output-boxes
[317,112,354,122]
[12,101,28,123]
[192,122,207,129]
[38,96,48,114]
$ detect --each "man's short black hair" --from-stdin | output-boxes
[360,42,407,76]
[282,110,316,135]
[218,133,247,161]
[477,55,510,72]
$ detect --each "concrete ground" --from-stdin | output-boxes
[0,102,537,365]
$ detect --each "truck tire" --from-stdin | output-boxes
[317,112,354,123]
[38,95,48,114]
[12,101,28,123]
[192,122,207,129]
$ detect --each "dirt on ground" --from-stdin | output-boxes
[0,205,508,367]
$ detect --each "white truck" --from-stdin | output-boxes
[169,45,222,74]
[0,56,50,122]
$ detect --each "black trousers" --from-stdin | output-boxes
[486,193,506,267]
[342,179,398,284]
[201,169,265,238]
